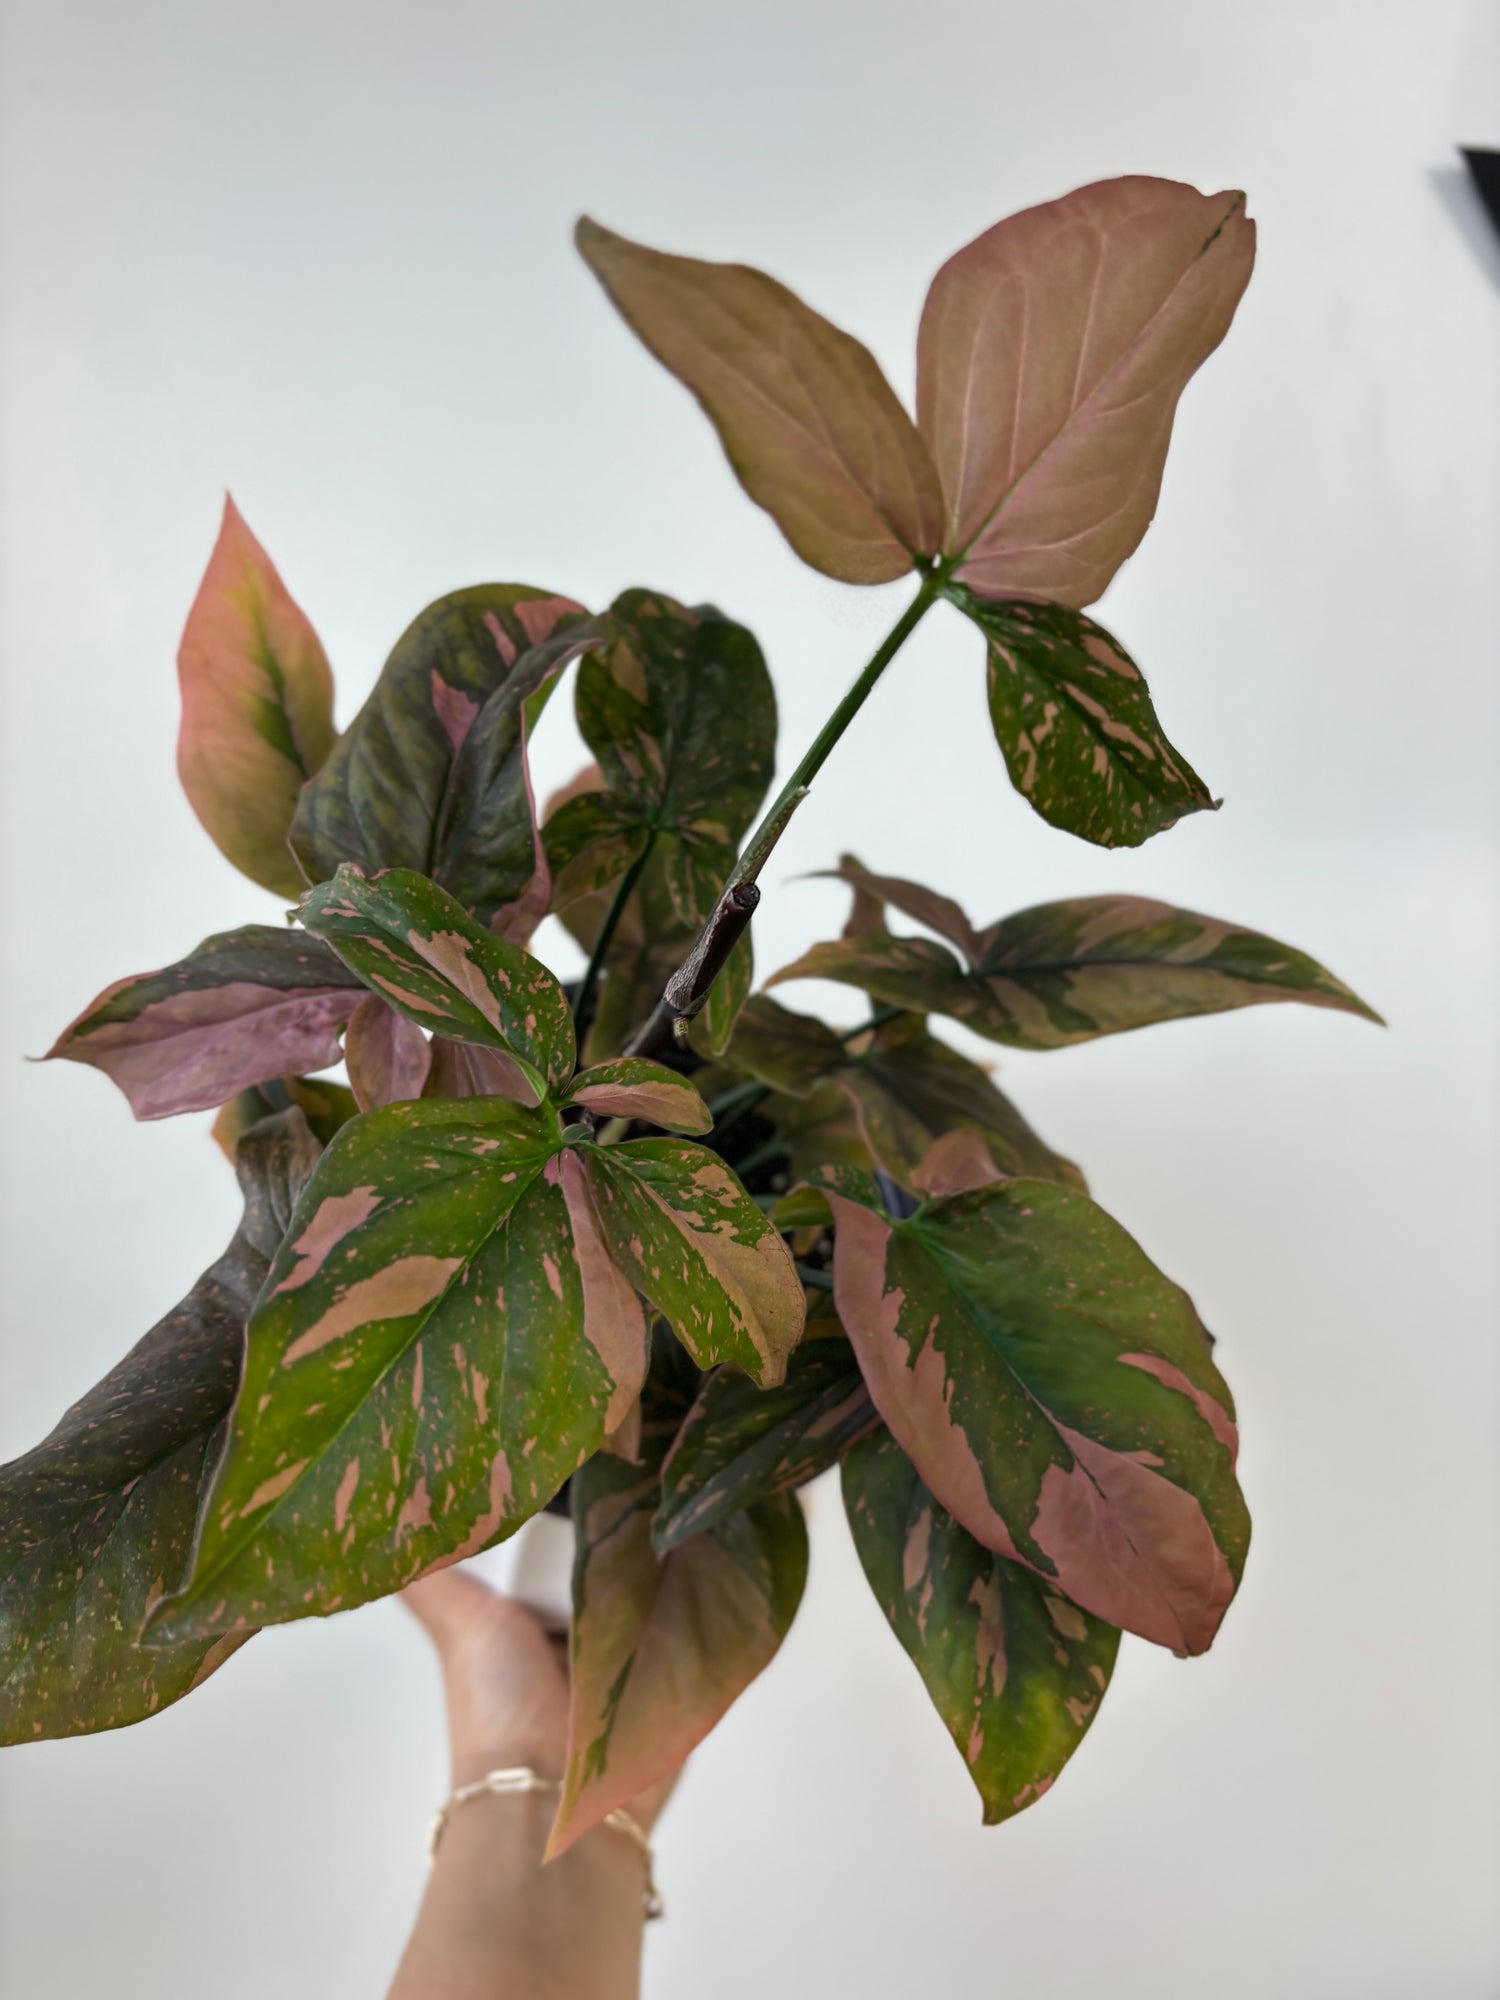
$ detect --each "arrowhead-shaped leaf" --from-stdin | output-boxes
[177,498,336,896]
[577,219,944,585]
[146,1101,649,1642]
[550,1380,807,1856]
[803,1160,1249,1654]
[544,591,776,926]
[290,586,594,926]
[46,926,365,1119]
[947,588,1213,847]
[582,1140,804,1386]
[654,1333,875,1552]
[0,1109,320,1742]
[918,177,1255,606]
[773,873,1380,1048]
[715,994,1081,1186]
[298,866,575,1096]
[843,1428,1119,1822]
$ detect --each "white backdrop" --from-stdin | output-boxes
[2,2,1497,1994]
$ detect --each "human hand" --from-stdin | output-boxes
[402,1566,681,1833]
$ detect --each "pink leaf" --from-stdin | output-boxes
[177,497,336,895]
[343,997,432,1111]
[917,177,1255,606]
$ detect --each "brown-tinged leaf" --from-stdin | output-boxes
[843,1429,1120,1823]
[917,176,1255,605]
[0,1109,320,1742]
[774,868,1381,1047]
[550,1392,806,1855]
[343,995,432,1110]
[177,498,336,896]
[212,1074,359,1159]
[561,1059,712,1135]
[577,219,944,584]
[46,926,365,1120]
[655,1335,875,1551]
[799,1164,1249,1655]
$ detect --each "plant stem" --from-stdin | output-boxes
[625,576,941,1056]
[573,830,657,1038]
[726,576,941,894]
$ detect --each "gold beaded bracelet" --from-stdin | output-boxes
[426,1766,663,1920]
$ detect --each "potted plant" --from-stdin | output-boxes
[0,174,1377,1855]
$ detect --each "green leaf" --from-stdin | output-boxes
[560,1059,712,1135]
[289,585,594,925]
[773,862,1381,1047]
[654,1334,875,1552]
[550,1380,807,1856]
[918,177,1255,607]
[843,1429,1119,1823]
[298,865,576,1096]
[145,1099,649,1643]
[582,1139,805,1386]
[0,1108,321,1742]
[46,926,365,1120]
[557,839,696,1063]
[698,926,754,1056]
[947,588,1214,847]
[544,591,776,926]
[576,219,944,585]
[715,995,1081,1187]
[802,1162,1249,1654]
[177,498,336,897]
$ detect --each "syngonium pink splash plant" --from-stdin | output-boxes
[1,176,1378,1847]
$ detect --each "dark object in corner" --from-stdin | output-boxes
[1461,149,1500,240]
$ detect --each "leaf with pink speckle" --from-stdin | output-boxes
[548,1368,806,1857]
[842,1428,1119,1824]
[798,1163,1249,1656]
[177,498,336,897]
[298,866,575,1096]
[144,1101,649,1643]
[290,585,596,927]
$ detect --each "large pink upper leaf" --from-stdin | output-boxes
[576,219,945,584]
[917,177,1255,606]
[177,498,336,895]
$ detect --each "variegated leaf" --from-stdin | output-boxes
[46,926,364,1119]
[576,220,944,585]
[582,1140,804,1386]
[772,883,1380,1048]
[561,1059,712,1135]
[558,839,701,1064]
[802,1163,1249,1654]
[177,498,336,897]
[544,592,775,927]
[843,1429,1120,1823]
[551,1388,806,1855]
[289,586,593,926]
[0,1109,320,1742]
[716,995,1080,1187]
[343,995,432,1110]
[950,588,1213,847]
[298,866,575,1095]
[918,177,1255,607]
[655,1333,875,1552]
[144,1102,648,1643]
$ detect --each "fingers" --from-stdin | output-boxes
[401,1565,500,1652]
